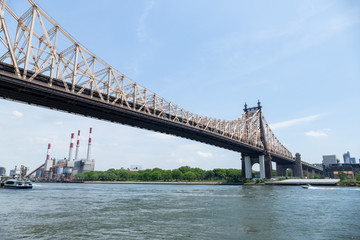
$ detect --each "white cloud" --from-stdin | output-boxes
[11,110,23,119]
[148,132,176,140]
[170,152,195,165]
[197,151,213,158]
[137,0,155,41]
[305,131,327,137]
[179,144,201,150]
[55,121,63,125]
[27,136,55,144]
[270,113,326,130]
[175,158,195,165]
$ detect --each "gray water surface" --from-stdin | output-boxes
[0,183,359,239]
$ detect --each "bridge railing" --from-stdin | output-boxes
[0,0,292,159]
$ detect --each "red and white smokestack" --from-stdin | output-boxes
[68,133,74,161]
[75,130,80,161]
[44,143,52,171]
[46,143,51,160]
[86,128,92,162]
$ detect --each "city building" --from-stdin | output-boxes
[343,151,356,164]
[343,152,350,163]
[130,165,142,171]
[322,155,338,166]
[0,167,6,176]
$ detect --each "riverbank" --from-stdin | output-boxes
[337,180,360,187]
[83,181,242,185]
[39,179,360,187]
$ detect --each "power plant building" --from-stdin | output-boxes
[29,128,95,181]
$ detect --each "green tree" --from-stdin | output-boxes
[117,169,129,181]
[75,173,85,180]
[213,168,226,180]
[129,171,140,181]
[338,171,347,180]
[172,169,183,181]
[226,169,242,183]
[356,172,360,181]
[178,166,191,174]
[183,171,196,181]
[205,170,215,180]
[191,168,205,180]
[140,171,152,181]
[102,170,116,181]
[152,168,163,173]
[151,171,162,181]
[87,171,100,180]
[163,170,173,181]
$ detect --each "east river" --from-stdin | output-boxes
[0,183,359,239]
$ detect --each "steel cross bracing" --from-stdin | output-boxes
[0,0,293,160]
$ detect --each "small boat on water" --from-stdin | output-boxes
[3,178,32,189]
[301,184,312,189]
[0,165,33,189]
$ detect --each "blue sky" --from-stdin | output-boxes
[0,0,359,172]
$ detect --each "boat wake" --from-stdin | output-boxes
[308,186,360,191]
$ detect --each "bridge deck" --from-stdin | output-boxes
[0,63,293,163]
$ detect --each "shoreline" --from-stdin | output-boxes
[35,180,360,187]
[82,181,242,185]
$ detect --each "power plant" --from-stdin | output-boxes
[27,128,95,182]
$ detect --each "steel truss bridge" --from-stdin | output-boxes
[0,0,322,178]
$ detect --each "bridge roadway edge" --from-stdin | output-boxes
[0,70,324,175]
[0,69,279,159]
[0,66,306,169]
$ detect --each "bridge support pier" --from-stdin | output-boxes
[241,155,245,178]
[293,153,304,179]
[244,156,252,179]
[265,157,273,179]
[276,163,296,177]
[276,164,287,177]
[259,155,265,179]
[241,154,270,179]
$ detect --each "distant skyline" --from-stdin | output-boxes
[0,0,359,172]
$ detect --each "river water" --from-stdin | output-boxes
[0,183,359,240]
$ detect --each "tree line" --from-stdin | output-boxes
[75,166,243,183]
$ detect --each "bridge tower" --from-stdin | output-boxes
[241,101,273,179]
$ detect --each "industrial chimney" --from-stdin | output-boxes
[68,133,74,161]
[86,128,92,162]
[75,130,80,161]
[44,143,52,171]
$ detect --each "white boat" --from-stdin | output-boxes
[3,178,33,189]
[1,165,33,189]
[301,184,311,189]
